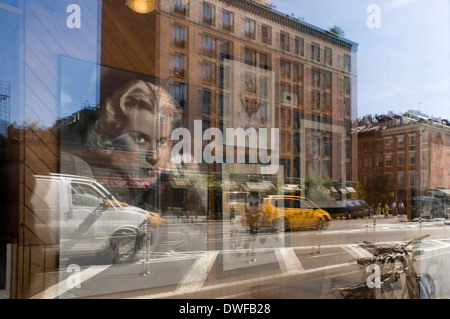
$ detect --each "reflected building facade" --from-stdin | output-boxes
[357,112,450,217]
[0,0,358,298]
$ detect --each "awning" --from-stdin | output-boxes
[329,187,338,193]
[222,181,240,190]
[339,188,349,194]
[170,178,191,189]
[283,184,300,192]
[437,189,450,195]
[346,187,357,193]
[97,177,153,189]
[243,181,273,192]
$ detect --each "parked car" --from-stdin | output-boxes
[343,199,366,219]
[30,174,163,264]
[411,197,448,220]
[314,200,348,219]
[354,199,373,217]
[255,195,331,231]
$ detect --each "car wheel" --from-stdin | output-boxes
[316,218,328,230]
[111,230,137,264]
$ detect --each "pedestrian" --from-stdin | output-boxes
[377,203,382,216]
[385,203,389,217]
[399,201,405,215]
[391,202,397,216]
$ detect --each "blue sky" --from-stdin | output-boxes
[273,0,450,120]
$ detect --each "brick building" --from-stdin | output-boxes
[357,111,450,215]
[150,0,359,190]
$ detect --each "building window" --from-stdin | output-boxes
[219,39,232,60]
[202,62,215,84]
[201,89,212,114]
[397,152,404,166]
[311,90,321,110]
[261,25,271,45]
[421,170,428,187]
[323,137,331,157]
[293,111,300,129]
[385,154,392,167]
[343,54,351,72]
[409,151,416,166]
[363,156,370,168]
[344,98,351,117]
[259,76,268,97]
[322,92,331,112]
[171,53,186,74]
[293,63,302,82]
[280,32,290,51]
[295,36,304,56]
[311,69,321,87]
[293,85,302,107]
[409,170,416,187]
[421,132,428,144]
[203,3,215,25]
[397,172,405,186]
[375,139,383,150]
[222,10,233,32]
[344,76,351,95]
[384,138,392,149]
[173,25,187,48]
[244,47,256,66]
[409,134,416,146]
[374,155,382,168]
[174,0,189,16]
[280,83,291,105]
[280,59,291,79]
[311,43,320,62]
[397,136,404,148]
[421,150,428,164]
[322,72,332,90]
[258,52,269,69]
[244,18,256,39]
[171,82,186,109]
[324,47,332,65]
[293,133,300,154]
[202,34,216,57]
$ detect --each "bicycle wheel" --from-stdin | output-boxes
[418,273,435,299]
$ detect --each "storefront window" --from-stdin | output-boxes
[0,0,449,305]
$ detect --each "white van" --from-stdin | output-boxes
[30,174,162,263]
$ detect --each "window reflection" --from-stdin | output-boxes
[0,0,449,301]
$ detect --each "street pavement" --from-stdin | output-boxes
[30,216,450,299]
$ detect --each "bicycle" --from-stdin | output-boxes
[334,234,435,299]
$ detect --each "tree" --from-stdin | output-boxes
[327,25,345,37]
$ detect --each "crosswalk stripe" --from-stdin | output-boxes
[175,251,219,294]
[275,247,304,274]
[30,265,111,299]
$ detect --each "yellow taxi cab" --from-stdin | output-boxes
[257,195,331,231]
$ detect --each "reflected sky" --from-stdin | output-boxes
[274,0,450,120]
[0,0,100,127]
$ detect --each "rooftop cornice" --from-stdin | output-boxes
[219,0,358,52]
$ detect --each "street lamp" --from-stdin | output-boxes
[126,0,156,14]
